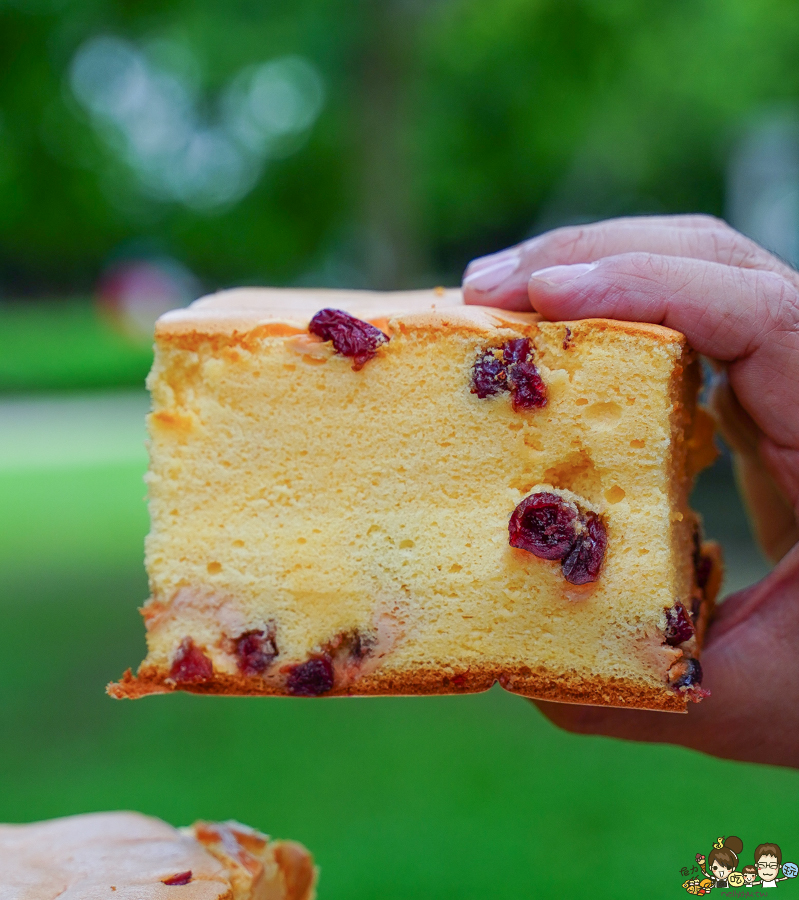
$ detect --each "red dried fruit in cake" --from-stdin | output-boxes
[508,360,547,411]
[169,638,213,683]
[235,628,278,675]
[471,337,547,409]
[286,656,334,696]
[664,602,695,646]
[503,339,547,410]
[502,337,531,366]
[561,513,607,585]
[670,656,703,691]
[162,871,192,885]
[471,350,507,397]
[509,492,579,559]
[308,308,388,370]
[509,492,607,585]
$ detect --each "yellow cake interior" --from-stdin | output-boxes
[112,289,719,710]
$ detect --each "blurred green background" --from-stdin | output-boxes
[2,0,799,896]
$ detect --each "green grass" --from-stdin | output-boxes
[0,299,152,393]
[0,455,796,898]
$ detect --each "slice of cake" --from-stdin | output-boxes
[110,287,721,711]
[0,811,317,899]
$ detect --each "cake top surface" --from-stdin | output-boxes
[0,811,234,898]
[155,287,684,345]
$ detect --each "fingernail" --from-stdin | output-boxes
[463,255,519,292]
[529,263,595,286]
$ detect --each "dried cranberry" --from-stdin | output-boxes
[286,656,334,696]
[671,657,703,691]
[509,492,606,584]
[664,603,695,646]
[509,492,579,559]
[308,308,388,370]
[509,360,547,411]
[162,871,192,885]
[563,327,572,350]
[561,512,607,585]
[235,628,278,675]
[169,638,213,683]
[502,338,531,365]
[471,338,547,410]
[471,350,507,397]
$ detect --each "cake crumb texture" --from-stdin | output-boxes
[111,288,720,711]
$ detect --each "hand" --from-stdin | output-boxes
[463,215,799,768]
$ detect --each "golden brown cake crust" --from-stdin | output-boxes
[108,663,688,711]
[110,540,722,713]
[153,286,687,352]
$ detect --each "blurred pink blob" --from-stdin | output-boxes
[97,258,200,341]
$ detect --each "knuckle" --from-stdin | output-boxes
[707,226,768,270]
[627,251,673,281]
[542,224,602,260]
[757,271,799,328]
[690,213,729,230]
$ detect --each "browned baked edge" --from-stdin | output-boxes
[109,545,723,713]
[108,663,688,712]
[156,314,686,354]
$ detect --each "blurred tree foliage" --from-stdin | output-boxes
[1,0,799,295]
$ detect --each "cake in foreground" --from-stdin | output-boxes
[0,811,317,899]
[110,287,721,711]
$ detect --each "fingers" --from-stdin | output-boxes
[463,215,796,310]
[524,252,799,445]
[526,251,795,360]
[711,380,799,562]
[532,543,799,769]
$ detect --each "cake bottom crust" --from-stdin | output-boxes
[108,663,688,712]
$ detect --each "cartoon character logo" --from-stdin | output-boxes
[697,835,744,889]
[755,844,794,888]
[682,877,712,895]
[742,865,759,888]
[681,837,797,893]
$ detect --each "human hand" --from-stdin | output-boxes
[463,215,799,768]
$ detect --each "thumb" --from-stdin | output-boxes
[527,253,799,446]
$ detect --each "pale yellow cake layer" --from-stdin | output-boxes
[115,288,717,709]
[0,811,317,900]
